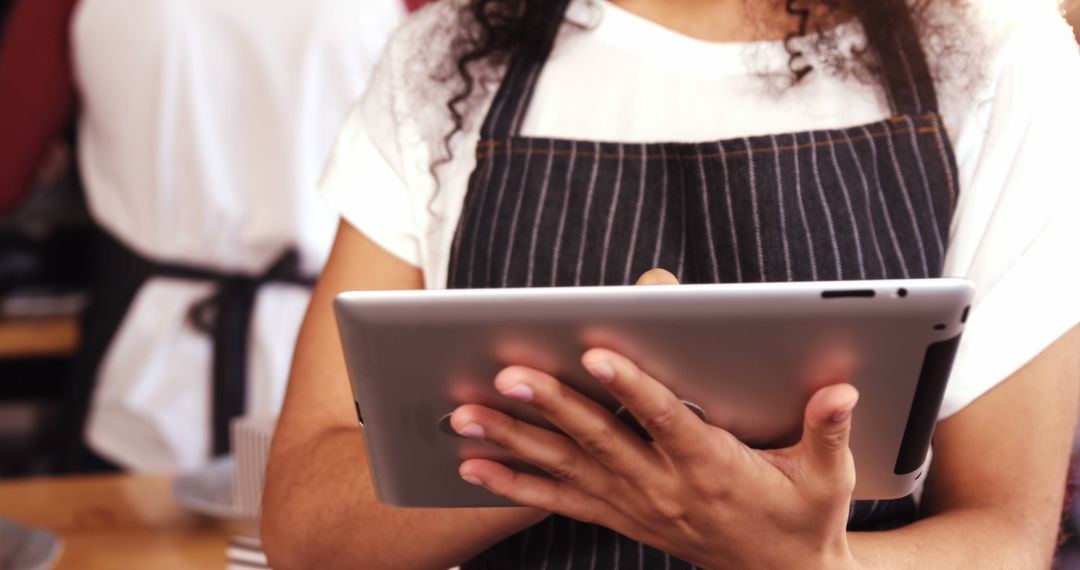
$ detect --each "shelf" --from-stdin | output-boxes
[0,318,79,359]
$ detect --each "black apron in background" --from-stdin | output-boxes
[63,229,313,470]
[449,2,959,567]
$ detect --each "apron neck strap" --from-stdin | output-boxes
[859,0,940,117]
[480,0,940,140]
[480,0,573,140]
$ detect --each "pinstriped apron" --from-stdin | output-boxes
[451,6,958,569]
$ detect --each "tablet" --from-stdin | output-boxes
[334,278,973,508]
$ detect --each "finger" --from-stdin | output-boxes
[491,366,657,479]
[581,348,712,462]
[459,458,621,527]
[797,383,859,483]
[635,268,680,285]
[450,404,615,496]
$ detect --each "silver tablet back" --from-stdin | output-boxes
[334,279,973,507]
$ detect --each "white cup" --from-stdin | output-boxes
[231,415,277,519]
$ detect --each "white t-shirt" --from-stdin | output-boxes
[73,0,404,470]
[321,0,1080,419]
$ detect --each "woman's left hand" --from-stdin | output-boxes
[450,350,861,570]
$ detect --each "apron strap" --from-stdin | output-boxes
[186,249,314,455]
[858,0,940,116]
[65,228,314,469]
[63,230,154,472]
[479,0,573,140]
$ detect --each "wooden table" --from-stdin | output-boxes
[0,474,251,569]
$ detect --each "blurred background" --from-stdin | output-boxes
[0,0,414,566]
[0,0,90,478]
[0,0,1077,568]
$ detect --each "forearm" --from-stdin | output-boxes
[848,506,1056,569]
[262,427,546,570]
[849,327,1080,569]
[262,226,550,567]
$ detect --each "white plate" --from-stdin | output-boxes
[173,456,250,520]
[0,518,62,570]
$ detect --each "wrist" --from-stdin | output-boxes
[818,535,859,570]
[694,536,856,570]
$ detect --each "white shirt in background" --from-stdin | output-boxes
[74,0,404,471]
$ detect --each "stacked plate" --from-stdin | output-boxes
[0,517,62,570]
[173,416,277,568]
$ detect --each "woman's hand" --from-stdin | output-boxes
[449,269,861,570]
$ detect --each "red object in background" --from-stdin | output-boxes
[0,0,79,213]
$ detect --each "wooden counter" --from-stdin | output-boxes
[0,474,250,569]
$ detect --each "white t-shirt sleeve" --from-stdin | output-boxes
[318,1,464,272]
[318,26,423,268]
[319,106,422,267]
[939,8,1080,418]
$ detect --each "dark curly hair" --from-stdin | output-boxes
[432,0,965,177]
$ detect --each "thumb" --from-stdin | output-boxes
[636,268,680,285]
[799,383,859,475]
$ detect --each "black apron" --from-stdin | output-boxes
[449,4,958,568]
[63,229,313,470]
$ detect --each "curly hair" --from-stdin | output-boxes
[431,0,964,178]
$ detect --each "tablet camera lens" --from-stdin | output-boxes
[438,413,467,439]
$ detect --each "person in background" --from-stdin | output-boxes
[263,0,1080,567]
[0,0,422,472]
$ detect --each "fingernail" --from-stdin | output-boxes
[462,473,484,486]
[501,384,534,402]
[832,404,856,423]
[584,359,615,383]
[459,423,486,439]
